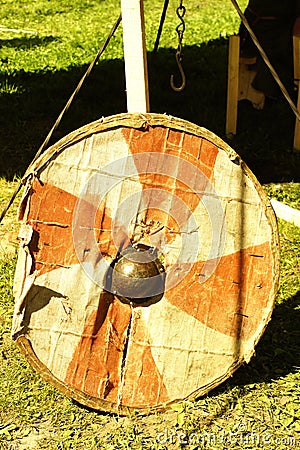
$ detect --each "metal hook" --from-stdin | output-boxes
[170,53,186,92]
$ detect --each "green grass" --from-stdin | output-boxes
[0,206,299,448]
[0,0,300,448]
[264,182,300,210]
[0,0,244,71]
[3,0,300,183]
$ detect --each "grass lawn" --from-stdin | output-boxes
[0,0,300,448]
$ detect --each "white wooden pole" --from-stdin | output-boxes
[121,0,150,113]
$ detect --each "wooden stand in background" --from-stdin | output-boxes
[226,33,300,152]
[293,35,300,151]
[226,35,265,138]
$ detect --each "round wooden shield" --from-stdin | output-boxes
[12,113,279,415]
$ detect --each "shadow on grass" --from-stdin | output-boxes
[0,35,59,50]
[0,37,300,182]
[209,289,300,398]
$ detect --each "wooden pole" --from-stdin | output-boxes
[121,0,150,113]
[293,35,300,151]
[226,35,240,138]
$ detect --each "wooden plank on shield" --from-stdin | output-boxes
[121,0,150,113]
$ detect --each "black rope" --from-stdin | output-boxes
[153,0,170,53]
[0,13,122,225]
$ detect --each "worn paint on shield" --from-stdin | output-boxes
[12,113,279,413]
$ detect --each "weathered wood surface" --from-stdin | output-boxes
[13,113,280,414]
[121,0,149,113]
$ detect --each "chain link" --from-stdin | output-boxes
[175,0,186,55]
[170,0,186,91]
